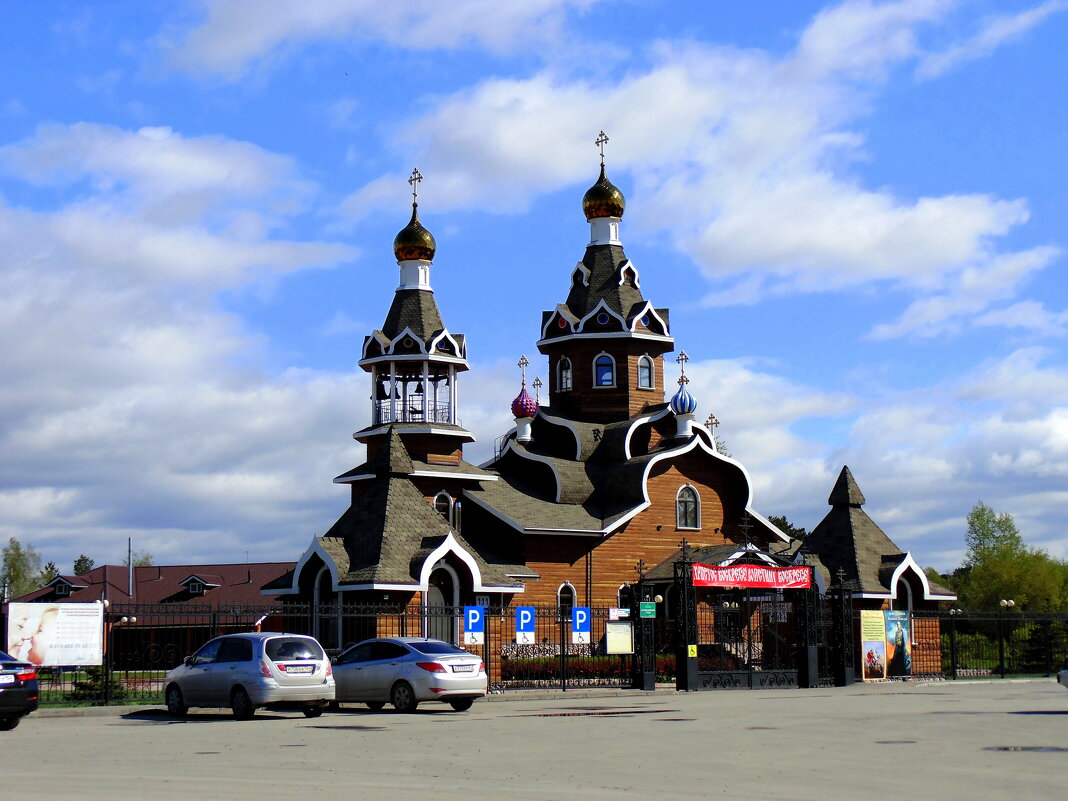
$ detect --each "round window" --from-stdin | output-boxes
[403,337,414,348]
[596,312,610,325]
[557,317,567,329]
[641,314,651,326]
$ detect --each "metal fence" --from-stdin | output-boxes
[17,602,633,707]
[911,610,1068,679]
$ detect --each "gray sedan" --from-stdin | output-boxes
[332,637,486,713]
[165,632,335,719]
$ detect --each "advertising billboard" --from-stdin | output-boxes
[6,603,104,666]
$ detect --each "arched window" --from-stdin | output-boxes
[558,357,573,392]
[676,485,700,529]
[594,354,615,387]
[637,355,654,389]
[557,582,576,616]
[434,491,453,524]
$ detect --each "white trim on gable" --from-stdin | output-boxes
[577,298,628,333]
[540,304,580,341]
[621,406,673,460]
[628,301,669,335]
[387,326,429,355]
[428,329,463,358]
[617,259,641,291]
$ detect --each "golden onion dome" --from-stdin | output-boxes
[582,164,625,221]
[393,203,436,261]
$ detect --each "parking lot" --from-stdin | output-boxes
[5,680,1068,800]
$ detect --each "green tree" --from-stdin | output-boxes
[38,560,59,585]
[1,537,43,600]
[73,554,95,575]
[123,549,154,567]
[768,514,808,542]
[956,502,1068,611]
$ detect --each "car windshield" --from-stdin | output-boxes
[265,637,324,661]
[0,649,15,661]
[408,641,470,656]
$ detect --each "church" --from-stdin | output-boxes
[266,139,951,650]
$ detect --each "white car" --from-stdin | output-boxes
[332,637,487,713]
[1058,658,1068,689]
[165,632,334,719]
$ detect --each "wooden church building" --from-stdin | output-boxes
[267,145,953,648]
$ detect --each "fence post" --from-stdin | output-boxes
[1045,619,1053,677]
[674,539,698,691]
[558,607,567,692]
[948,611,959,680]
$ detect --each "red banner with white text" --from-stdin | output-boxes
[692,563,812,589]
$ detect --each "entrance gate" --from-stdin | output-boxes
[672,541,853,690]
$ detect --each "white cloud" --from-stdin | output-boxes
[0,123,364,566]
[339,2,1061,338]
[162,0,601,79]
[917,0,1068,78]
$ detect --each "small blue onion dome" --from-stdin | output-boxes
[670,383,697,416]
[511,386,538,418]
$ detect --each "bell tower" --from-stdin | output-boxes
[354,169,474,464]
[536,132,674,423]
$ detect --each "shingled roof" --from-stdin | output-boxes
[380,288,445,344]
[801,466,954,599]
[311,427,522,588]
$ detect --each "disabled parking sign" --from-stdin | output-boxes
[516,606,536,644]
[464,605,485,645]
[572,607,591,644]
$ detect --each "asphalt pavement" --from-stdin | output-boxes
[6,679,1067,800]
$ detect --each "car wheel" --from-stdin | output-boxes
[0,717,19,731]
[449,698,474,712]
[390,681,418,713]
[302,705,324,718]
[366,701,385,712]
[230,687,255,720]
[165,685,187,717]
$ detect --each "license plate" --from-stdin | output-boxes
[284,664,314,674]
[451,664,474,673]
[0,674,14,685]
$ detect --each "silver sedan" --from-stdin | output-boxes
[332,637,486,713]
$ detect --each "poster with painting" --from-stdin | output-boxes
[885,610,912,677]
[860,610,887,680]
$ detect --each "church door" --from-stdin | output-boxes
[426,567,457,643]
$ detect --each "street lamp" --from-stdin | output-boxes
[998,599,1015,679]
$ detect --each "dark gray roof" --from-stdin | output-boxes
[644,544,793,582]
[319,429,521,588]
[564,244,645,321]
[380,288,445,343]
[801,466,954,599]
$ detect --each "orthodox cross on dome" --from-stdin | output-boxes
[532,376,543,403]
[517,354,529,387]
[595,130,609,166]
[408,167,423,203]
[705,412,719,433]
[676,350,690,386]
[635,559,647,580]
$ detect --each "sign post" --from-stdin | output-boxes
[515,606,535,645]
[571,607,591,644]
[463,605,485,646]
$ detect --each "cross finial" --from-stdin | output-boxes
[408,168,423,204]
[532,376,543,403]
[676,350,689,386]
[705,413,719,432]
[517,355,529,386]
[635,559,647,579]
[595,131,609,165]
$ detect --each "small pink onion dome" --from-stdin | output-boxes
[511,386,538,418]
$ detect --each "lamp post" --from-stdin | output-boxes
[998,599,1015,679]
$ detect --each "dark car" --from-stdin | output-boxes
[0,649,39,731]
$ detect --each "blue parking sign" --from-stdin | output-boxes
[464,605,485,645]
[572,606,591,644]
[516,606,536,644]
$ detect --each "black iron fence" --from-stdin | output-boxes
[910,610,1068,679]
[13,602,633,707]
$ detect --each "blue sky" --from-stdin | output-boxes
[2,0,1066,573]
